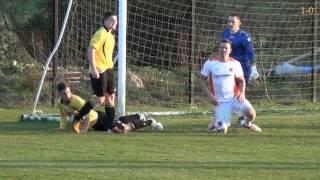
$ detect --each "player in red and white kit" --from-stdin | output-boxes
[200,39,261,134]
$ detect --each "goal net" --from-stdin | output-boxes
[33,0,320,114]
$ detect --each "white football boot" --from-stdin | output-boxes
[148,117,164,131]
[245,121,262,133]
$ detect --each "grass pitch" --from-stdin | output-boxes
[0,108,319,180]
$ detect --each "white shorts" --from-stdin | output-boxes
[208,97,253,130]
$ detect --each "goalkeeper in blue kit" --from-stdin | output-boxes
[221,14,259,84]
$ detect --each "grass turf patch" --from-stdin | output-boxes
[0,108,319,179]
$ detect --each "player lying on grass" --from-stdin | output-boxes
[57,82,163,134]
[199,39,261,134]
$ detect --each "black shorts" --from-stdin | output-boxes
[90,69,115,97]
[92,111,117,131]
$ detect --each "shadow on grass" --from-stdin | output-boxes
[0,119,319,138]
[0,121,58,134]
[0,159,319,170]
[261,124,320,130]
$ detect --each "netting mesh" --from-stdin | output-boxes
[54,0,319,109]
[2,0,319,111]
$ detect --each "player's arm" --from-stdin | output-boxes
[88,46,99,79]
[243,33,256,66]
[236,77,245,95]
[199,74,218,105]
[88,30,104,79]
[58,105,68,130]
[235,62,246,103]
[235,76,246,103]
[243,33,260,80]
[80,117,90,133]
[72,95,86,112]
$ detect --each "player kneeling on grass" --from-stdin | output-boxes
[57,82,163,134]
[199,39,261,134]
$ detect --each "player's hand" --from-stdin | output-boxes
[91,70,100,79]
[249,65,259,81]
[237,93,245,103]
[209,95,218,105]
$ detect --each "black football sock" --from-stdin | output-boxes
[146,119,153,126]
[118,114,140,124]
[105,105,116,124]
[131,119,147,130]
[74,101,94,121]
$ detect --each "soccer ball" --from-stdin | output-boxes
[153,122,164,131]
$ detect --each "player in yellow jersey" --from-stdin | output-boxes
[57,82,163,133]
[73,11,118,130]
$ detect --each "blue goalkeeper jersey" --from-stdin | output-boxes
[221,28,256,81]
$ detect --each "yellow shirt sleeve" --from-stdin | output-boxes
[90,28,104,50]
[70,95,86,111]
[58,103,68,129]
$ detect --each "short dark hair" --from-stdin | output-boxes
[104,11,117,21]
[221,39,232,46]
[229,14,241,21]
[57,82,68,92]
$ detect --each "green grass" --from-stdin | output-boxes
[0,108,319,179]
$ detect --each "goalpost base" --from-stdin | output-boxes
[20,114,61,122]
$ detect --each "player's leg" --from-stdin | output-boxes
[93,110,124,133]
[208,102,232,134]
[92,111,108,131]
[104,69,116,128]
[72,73,105,133]
[235,66,251,128]
[118,112,163,131]
[118,113,143,124]
[236,116,245,128]
[119,112,150,130]
[243,107,261,132]
[73,72,106,122]
[105,93,115,125]
[233,98,261,132]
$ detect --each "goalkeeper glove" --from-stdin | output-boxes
[249,65,259,81]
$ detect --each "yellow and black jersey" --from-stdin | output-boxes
[89,27,115,72]
[58,95,98,129]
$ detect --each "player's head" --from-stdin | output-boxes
[103,11,118,31]
[57,82,72,102]
[220,39,232,58]
[228,14,241,32]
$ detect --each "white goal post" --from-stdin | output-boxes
[117,0,127,117]
[32,0,74,115]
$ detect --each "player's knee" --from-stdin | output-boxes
[104,93,115,105]
[96,97,105,105]
[245,107,256,120]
